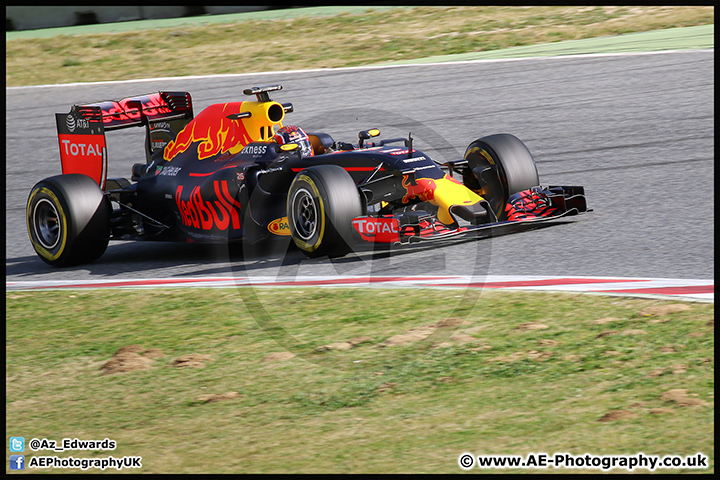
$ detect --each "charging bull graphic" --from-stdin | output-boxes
[164,102,253,161]
[163,100,287,162]
[403,174,486,225]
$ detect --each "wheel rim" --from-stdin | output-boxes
[291,188,317,241]
[33,198,61,249]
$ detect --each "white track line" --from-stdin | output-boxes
[6,275,714,302]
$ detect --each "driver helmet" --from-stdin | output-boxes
[272,125,314,157]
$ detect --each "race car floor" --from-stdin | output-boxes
[5,275,714,303]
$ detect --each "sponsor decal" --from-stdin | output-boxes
[163,102,253,161]
[389,149,417,156]
[65,114,89,132]
[57,133,107,188]
[174,180,243,231]
[268,217,291,236]
[240,144,268,155]
[150,121,171,132]
[156,165,181,177]
[401,176,436,204]
[152,140,168,150]
[60,138,103,157]
[410,164,436,172]
[352,217,400,243]
[402,156,427,163]
[101,95,172,125]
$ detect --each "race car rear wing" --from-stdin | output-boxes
[56,91,193,189]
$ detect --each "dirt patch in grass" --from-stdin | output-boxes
[170,354,214,368]
[100,346,213,374]
[100,351,154,375]
[100,345,166,375]
[197,391,243,403]
[515,322,549,330]
[661,389,710,407]
[315,336,373,352]
[262,352,296,362]
[598,409,638,422]
[639,303,692,317]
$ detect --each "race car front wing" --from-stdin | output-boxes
[351,185,590,245]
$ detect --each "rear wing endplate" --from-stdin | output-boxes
[56,91,193,189]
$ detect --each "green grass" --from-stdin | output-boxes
[6,288,714,473]
[5,6,714,87]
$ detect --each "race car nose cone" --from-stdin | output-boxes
[450,202,490,225]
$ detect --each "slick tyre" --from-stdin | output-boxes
[463,134,540,220]
[27,174,111,267]
[287,165,363,258]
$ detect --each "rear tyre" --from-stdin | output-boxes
[287,165,363,258]
[27,174,111,267]
[463,133,540,220]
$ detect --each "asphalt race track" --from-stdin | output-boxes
[5,50,714,287]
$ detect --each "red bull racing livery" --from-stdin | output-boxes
[26,84,590,267]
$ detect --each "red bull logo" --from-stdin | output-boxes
[175,180,243,231]
[164,102,253,161]
[402,176,437,204]
[102,94,171,125]
[403,174,486,225]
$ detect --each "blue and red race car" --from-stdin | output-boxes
[26,84,589,267]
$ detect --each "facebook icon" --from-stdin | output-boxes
[10,455,25,470]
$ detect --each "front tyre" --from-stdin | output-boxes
[463,133,540,220]
[27,174,111,267]
[287,165,363,258]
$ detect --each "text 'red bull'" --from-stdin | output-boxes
[102,95,172,125]
[175,180,243,231]
[164,102,253,161]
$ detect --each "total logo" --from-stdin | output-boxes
[60,139,103,157]
[352,217,400,243]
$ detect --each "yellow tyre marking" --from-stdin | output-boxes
[292,174,325,253]
[26,187,68,262]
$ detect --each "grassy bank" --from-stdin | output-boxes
[6,288,714,473]
[5,6,713,87]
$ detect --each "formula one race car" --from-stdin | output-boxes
[27,84,589,267]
